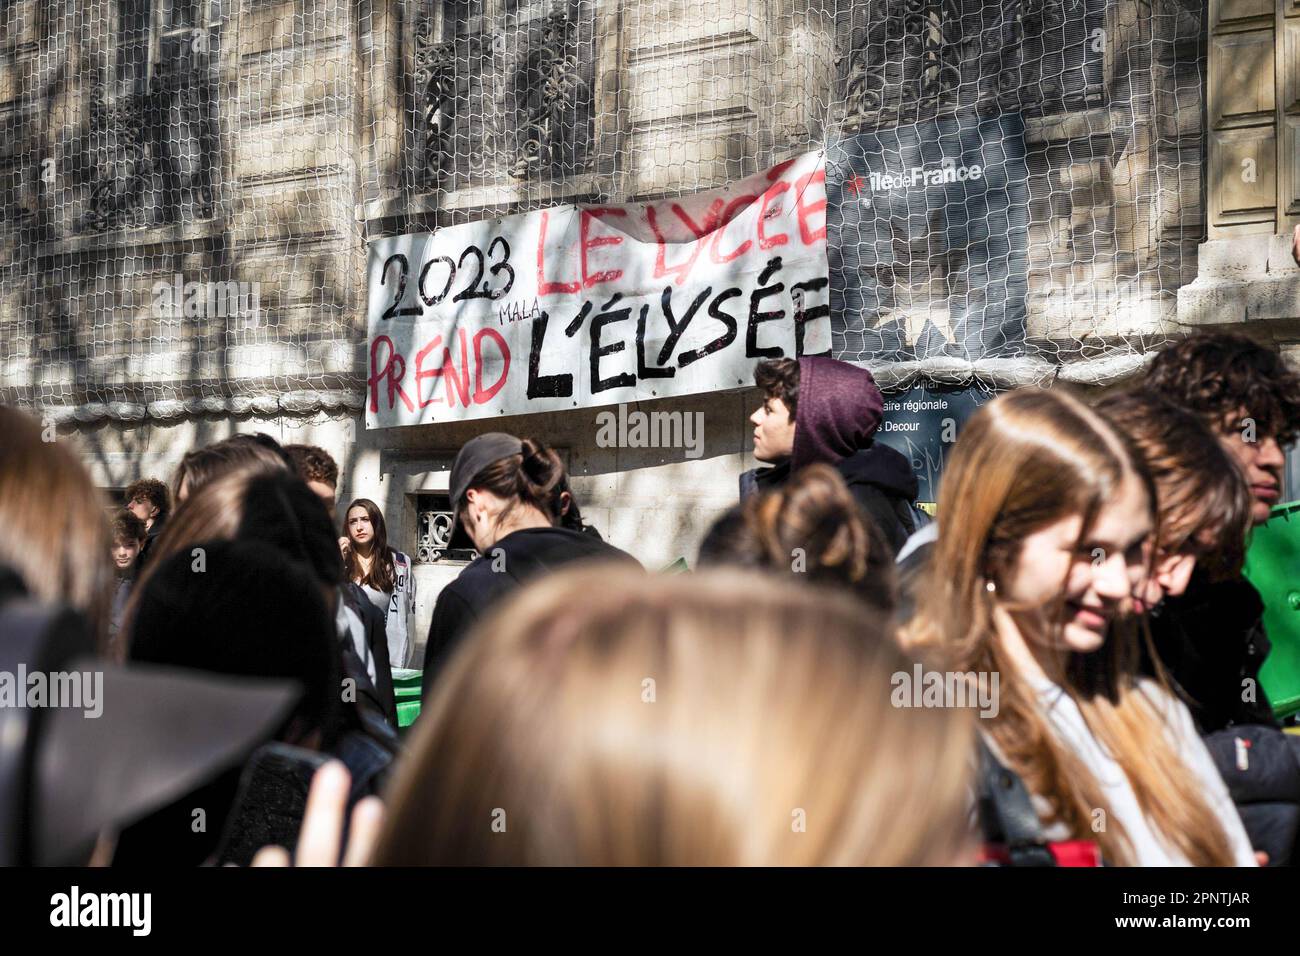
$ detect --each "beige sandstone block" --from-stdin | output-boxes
[1211,128,1276,224]
[1210,29,1274,124]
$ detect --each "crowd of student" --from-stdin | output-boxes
[0,328,1298,866]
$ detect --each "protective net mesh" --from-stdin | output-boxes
[0,0,362,422]
[0,0,1204,421]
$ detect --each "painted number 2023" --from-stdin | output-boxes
[379,237,515,320]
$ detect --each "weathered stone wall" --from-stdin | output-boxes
[0,0,1211,408]
[1180,0,1300,334]
[0,0,1225,664]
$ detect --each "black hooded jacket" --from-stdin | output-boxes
[740,357,918,554]
[835,443,920,555]
[742,443,918,555]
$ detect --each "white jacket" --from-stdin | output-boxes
[360,549,416,669]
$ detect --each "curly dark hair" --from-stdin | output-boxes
[283,443,339,489]
[1146,332,1300,444]
[123,478,171,521]
[754,358,800,418]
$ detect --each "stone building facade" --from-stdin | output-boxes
[2,0,1274,661]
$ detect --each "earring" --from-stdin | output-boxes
[985,579,996,594]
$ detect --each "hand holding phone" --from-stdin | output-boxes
[251,761,383,867]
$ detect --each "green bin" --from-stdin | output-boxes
[1243,500,1300,720]
[391,667,423,734]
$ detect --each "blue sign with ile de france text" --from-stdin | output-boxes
[826,111,1032,364]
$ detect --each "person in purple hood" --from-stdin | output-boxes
[740,356,920,555]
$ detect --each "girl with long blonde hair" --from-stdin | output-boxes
[375,565,975,866]
[904,388,1255,866]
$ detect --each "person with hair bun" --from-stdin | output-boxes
[378,566,974,866]
[698,463,897,614]
[421,433,639,695]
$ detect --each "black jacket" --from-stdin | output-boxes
[740,442,919,555]
[1144,573,1277,734]
[422,527,639,697]
[138,514,167,568]
[1202,725,1300,865]
[340,582,397,729]
[1143,572,1300,864]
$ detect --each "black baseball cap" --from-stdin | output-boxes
[449,433,524,516]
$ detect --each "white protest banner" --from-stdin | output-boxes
[365,150,829,428]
